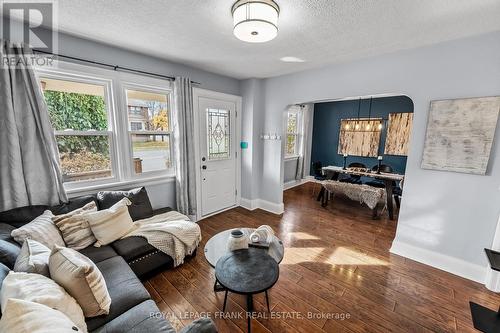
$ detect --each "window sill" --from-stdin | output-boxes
[65,174,175,198]
[284,156,300,161]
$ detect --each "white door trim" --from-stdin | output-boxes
[193,88,242,222]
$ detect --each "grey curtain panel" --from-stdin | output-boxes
[172,77,197,218]
[0,40,67,212]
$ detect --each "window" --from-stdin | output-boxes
[130,122,143,131]
[126,89,172,174]
[285,109,301,158]
[37,62,174,190]
[41,77,114,183]
[207,108,230,160]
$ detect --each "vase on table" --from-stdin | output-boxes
[227,229,249,251]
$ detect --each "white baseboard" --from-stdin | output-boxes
[239,198,284,215]
[239,198,258,211]
[283,176,316,190]
[390,240,486,284]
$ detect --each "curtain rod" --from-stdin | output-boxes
[33,49,201,85]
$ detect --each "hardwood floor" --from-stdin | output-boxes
[145,183,498,332]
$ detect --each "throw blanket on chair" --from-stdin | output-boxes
[123,211,201,267]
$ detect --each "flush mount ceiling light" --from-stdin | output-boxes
[232,0,280,43]
[280,56,305,63]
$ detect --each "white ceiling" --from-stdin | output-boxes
[49,0,500,79]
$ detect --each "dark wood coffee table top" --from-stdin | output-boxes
[215,248,279,295]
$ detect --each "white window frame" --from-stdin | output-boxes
[35,60,174,194]
[121,82,173,180]
[285,108,302,159]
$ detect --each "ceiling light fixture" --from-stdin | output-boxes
[232,0,280,43]
[280,56,305,63]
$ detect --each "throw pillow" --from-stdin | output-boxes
[0,239,21,269]
[86,198,135,247]
[11,210,65,249]
[0,272,87,332]
[97,187,154,221]
[0,299,82,333]
[52,201,98,250]
[13,239,51,276]
[49,245,111,317]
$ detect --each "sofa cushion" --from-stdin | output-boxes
[111,236,156,262]
[0,299,81,333]
[11,210,65,250]
[97,187,153,221]
[0,263,10,289]
[50,195,98,216]
[79,245,118,264]
[86,198,135,247]
[0,272,87,332]
[85,256,150,331]
[53,201,98,250]
[0,206,49,228]
[92,300,175,333]
[14,239,51,276]
[0,224,16,244]
[49,246,111,318]
[0,239,21,269]
[128,250,174,280]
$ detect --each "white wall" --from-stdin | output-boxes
[240,79,265,201]
[254,31,500,282]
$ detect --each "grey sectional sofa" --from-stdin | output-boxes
[0,188,214,333]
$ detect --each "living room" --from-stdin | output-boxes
[1,1,500,332]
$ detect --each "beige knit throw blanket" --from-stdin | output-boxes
[122,211,201,267]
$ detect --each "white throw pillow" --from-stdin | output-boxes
[0,298,81,333]
[11,210,65,249]
[86,198,135,247]
[52,201,98,250]
[49,245,111,317]
[0,272,87,332]
[13,239,51,276]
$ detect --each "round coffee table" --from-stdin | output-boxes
[204,228,284,267]
[215,248,279,333]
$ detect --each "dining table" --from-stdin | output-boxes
[317,165,405,220]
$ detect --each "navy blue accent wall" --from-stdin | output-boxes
[310,96,414,176]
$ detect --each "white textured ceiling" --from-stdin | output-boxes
[49,0,500,79]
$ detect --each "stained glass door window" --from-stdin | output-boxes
[207,108,230,160]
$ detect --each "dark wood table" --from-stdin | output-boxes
[318,166,404,220]
[215,248,279,333]
[204,228,284,291]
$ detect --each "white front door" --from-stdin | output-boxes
[198,96,237,216]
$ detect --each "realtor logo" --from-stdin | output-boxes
[1,1,56,53]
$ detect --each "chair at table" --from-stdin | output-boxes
[365,164,404,209]
[364,164,394,188]
[393,179,404,208]
[339,162,366,184]
[311,161,326,197]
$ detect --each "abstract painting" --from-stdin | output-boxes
[421,96,500,175]
[384,113,413,156]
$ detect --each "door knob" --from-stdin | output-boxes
[202,165,207,170]
[202,157,206,162]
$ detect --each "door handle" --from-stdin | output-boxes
[202,165,207,170]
